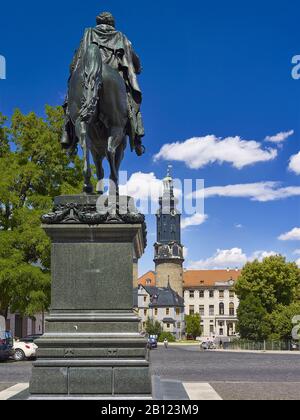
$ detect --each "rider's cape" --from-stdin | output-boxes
[72,24,142,99]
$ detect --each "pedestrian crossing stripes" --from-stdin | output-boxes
[183,382,223,400]
[0,381,223,400]
[0,383,29,400]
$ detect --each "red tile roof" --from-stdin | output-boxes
[138,271,156,287]
[183,269,241,287]
[138,269,241,288]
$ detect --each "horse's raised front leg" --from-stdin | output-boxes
[75,120,93,194]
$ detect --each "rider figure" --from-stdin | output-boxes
[61,12,145,157]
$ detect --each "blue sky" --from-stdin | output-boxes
[0,0,300,275]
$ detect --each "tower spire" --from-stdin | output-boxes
[154,167,184,296]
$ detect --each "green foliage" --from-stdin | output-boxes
[235,256,300,341]
[158,332,176,343]
[0,107,83,318]
[269,303,300,341]
[145,318,163,337]
[185,313,202,339]
[237,294,271,341]
[235,255,300,313]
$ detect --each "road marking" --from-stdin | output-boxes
[0,383,29,400]
[183,383,223,400]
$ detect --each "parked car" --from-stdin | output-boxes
[0,331,15,361]
[21,334,43,343]
[13,339,38,361]
[147,337,158,350]
[291,341,300,351]
[201,341,217,351]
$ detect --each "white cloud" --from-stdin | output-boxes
[251,250,277,260]
[183,247,188,259]
[235,224,243,229]
[119,172,183,202]
[296,259,300,268]
[289,152,300,175]
[293,250,300,255]
[189,181,300,202]
[265,130,294,143]
[278,227,300,241]
[119,172,162,202]
[188,248,278,270]
[154,135,277,170]
[182,213,208,229]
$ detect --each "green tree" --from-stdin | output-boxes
[235,255,300,313]
[145,318,162,337]
[237,294,271,341]
[235,256,300,340]
[0,107,83,319]
[185,314,202,340]
[158,332,176,343]
[269,303,300,341]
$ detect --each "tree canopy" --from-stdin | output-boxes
[0,106,83,318]
[235,256,300,341]
[185,313,202,339]
[145,318,163,337]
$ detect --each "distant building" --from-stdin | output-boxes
[133,283,185,340]
[154,167,184,297]
[5,311,45,338]
[136,168,241,339]
[183,270,240,338]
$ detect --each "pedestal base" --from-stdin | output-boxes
[29,196,151,398]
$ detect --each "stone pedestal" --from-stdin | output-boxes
[29,195,151,399]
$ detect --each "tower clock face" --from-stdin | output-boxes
[171,210,176,216]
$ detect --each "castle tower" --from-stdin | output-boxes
[154,167,184,296]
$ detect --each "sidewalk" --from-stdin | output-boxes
[158,343,300,355]
[214,349,300,355]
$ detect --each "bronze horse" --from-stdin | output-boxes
[68,43,128,195]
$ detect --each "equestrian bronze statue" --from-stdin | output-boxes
[61,12,145,194]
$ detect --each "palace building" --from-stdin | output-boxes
[134,168,241,339]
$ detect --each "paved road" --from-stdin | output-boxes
[1,347,300,400]
[150,346,300,400]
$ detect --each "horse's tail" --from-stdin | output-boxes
[80,43,103,122]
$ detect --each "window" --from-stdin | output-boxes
[209,325,214,334]
[166,308,170,315]
[199,305,205,316]
[154,308,158,316]
[167,323,170,329]
[209,290,214,298]
[177,322,181,329]
[229,290,235,298]
[146,279,151,286]
[219,328,224,336]
[176,308,180,316]
[219,290,224,299]
[199,290,204,298]
[144,309,147,316]
[209,305,214,316]
[228,323,234,336]
[219,302,225,316]
[189,305,195,315]
[144,296,147,303]
[229,302,235,316]
[189,290,195,299]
